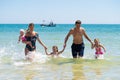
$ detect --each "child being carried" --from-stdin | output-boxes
[18,29,33,48]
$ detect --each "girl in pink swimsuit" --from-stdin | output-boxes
[92,38,106,59]
[18,29,33,48]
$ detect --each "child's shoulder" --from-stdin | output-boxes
[99,44,103,47]
[50,52,54,55]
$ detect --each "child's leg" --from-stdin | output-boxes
[95,54,99,59]
[25,48,29,56]
[23,41,33,48]
[26,41,33,48]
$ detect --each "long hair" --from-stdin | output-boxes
[26,23,34,33]
[94,38,100,44]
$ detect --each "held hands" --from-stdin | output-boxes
[91,42,94,49]
[44,46,47,50]
[44,46,48,55]
[59,43,66,53]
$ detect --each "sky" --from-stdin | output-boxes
[0,0,120,24]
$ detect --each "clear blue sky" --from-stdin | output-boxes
[0,0,120,24]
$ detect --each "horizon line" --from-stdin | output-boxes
[0,23,120,25]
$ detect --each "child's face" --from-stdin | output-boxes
[20,31,24,36]
[52,46,58,52]
[94,39,99,44]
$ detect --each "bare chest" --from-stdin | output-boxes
[72,30,83,37]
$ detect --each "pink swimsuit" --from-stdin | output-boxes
[95,47,103,55]
[21,36,26,41]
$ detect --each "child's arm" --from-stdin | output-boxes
[18,36,21,43]
[22,41,29,44]
[100,45,106,52]
[45,49,51,55]
[92,44,95,49]
[58,47,65,54]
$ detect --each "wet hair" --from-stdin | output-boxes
[75,20,81,24]
[52,46,58,52]
[26,23,34,33]
[29,23,34,27]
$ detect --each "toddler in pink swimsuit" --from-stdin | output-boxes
[18,29,33,48]
[92,38,106,59]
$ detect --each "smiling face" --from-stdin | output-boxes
[94,39,99,45]
[20,31,24,36]
[52,46,58,53]
[20,29,24,36]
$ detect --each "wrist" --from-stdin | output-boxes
[90,41,93,44]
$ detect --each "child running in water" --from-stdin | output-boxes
[92,38,106,59]
[45,45,65,57]
[18,29,33,48]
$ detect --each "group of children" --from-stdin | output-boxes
[18,29,106,59]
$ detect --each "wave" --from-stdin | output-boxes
[0,43,116,67]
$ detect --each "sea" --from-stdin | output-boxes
[0,24,120,80]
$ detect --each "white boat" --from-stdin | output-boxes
[40,21,56,27]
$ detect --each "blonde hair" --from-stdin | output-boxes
[94,38,100,43]
[20,29,24,32]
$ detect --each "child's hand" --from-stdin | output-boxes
[91,44,94,49]
[44,46,47,50]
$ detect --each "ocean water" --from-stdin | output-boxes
[0,24,120,80]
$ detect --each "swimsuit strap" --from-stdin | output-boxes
[96,47,101,51]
